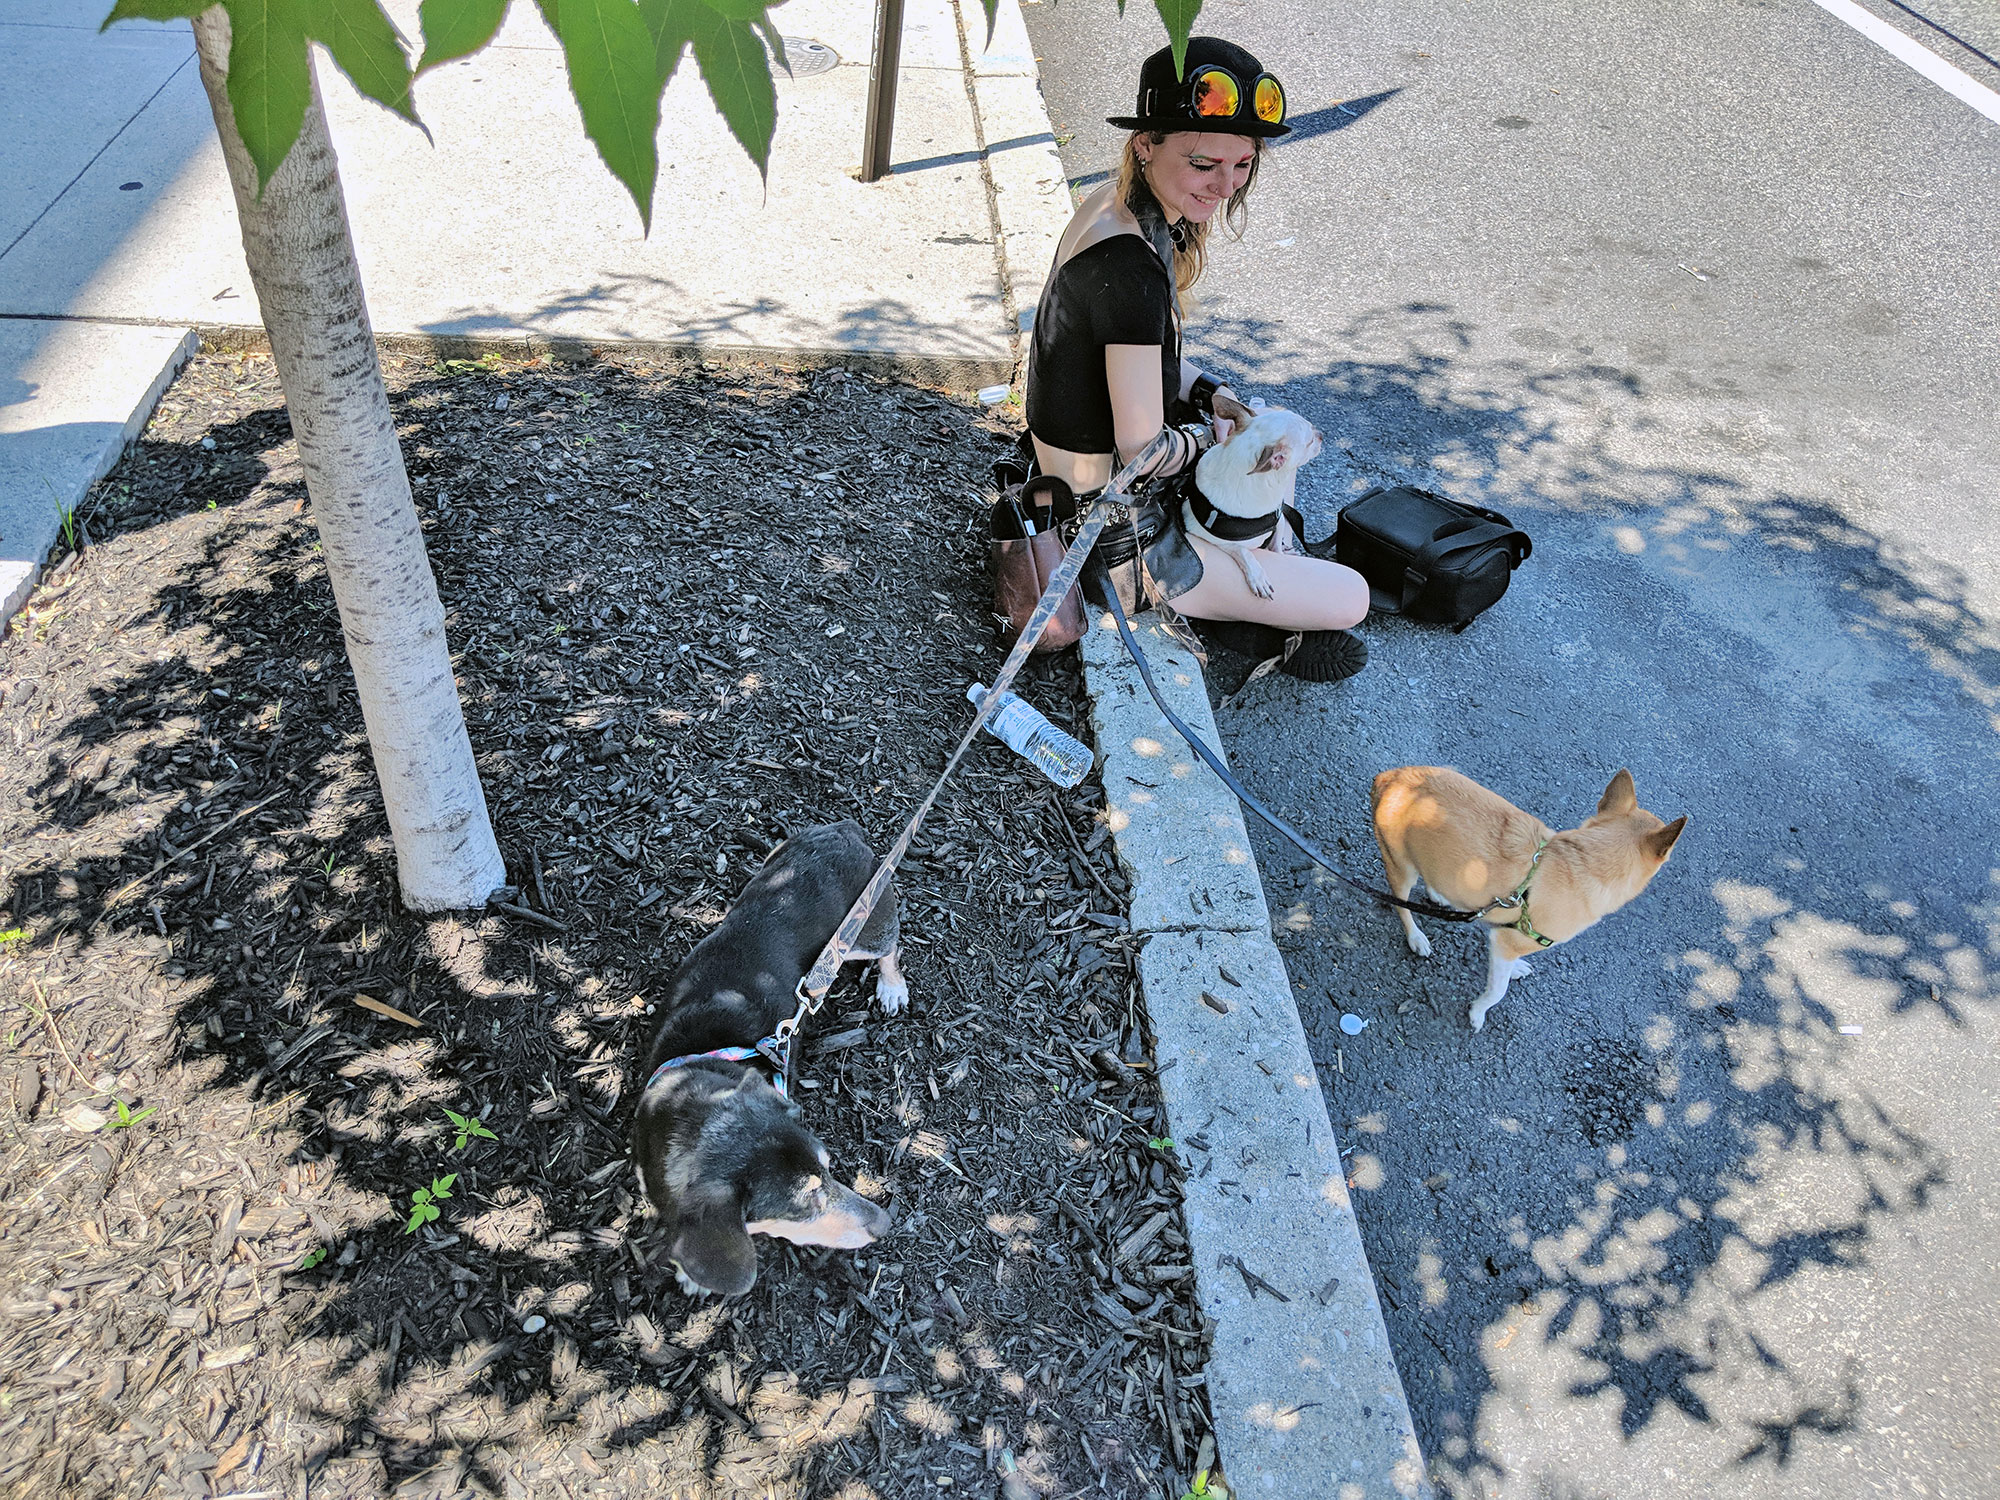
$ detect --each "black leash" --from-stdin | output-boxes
[1099,580,1498,925]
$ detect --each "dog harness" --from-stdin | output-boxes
[647,1040,789,1099]
[1488,837,1554,948]
[1182,475,1279,544]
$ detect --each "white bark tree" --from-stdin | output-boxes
[190,7,504,911]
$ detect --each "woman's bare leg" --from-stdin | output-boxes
[1173,534,1369,630]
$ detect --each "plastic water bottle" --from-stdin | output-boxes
[967,683,1093,788]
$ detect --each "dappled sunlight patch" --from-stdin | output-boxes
[461,1191,546,1253]
[673,1303,731,1351]
[1417,1250,1450,1308]
[1245,1398,1309,1432]
[901,1392,958,1440]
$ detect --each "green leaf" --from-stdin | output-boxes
[100,0,209,28]
[689,6,775,179]
[310,0,417,121]
[751,10,784,77]
[432,1172,458,1198]
[417,0,509,73]
[974,0,996,50]
[224,0,314,193]
[692,0,777,20]
[635,0,699,86]
[0,927,24,944]
[549,0,663,230]
[1150,0,1201,76]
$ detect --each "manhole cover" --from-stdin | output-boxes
[783,37,839,76]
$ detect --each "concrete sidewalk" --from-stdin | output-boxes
[2,0,1019,374]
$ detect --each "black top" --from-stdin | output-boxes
[1025,198,1180,456]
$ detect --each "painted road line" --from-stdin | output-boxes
[1808,0,2000,124]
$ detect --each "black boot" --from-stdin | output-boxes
[1279,629,1369,682]
[1190,619,1369,685]
[1190,618,1290,661]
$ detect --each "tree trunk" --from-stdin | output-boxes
[190,7,504,912]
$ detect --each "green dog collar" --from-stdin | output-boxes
[1494,838,1555,948]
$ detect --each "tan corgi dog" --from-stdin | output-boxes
[1370,767,1687,1032]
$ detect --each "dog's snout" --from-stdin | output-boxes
[857,1192,894,1238]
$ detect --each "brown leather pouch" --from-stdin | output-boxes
[991,475,1083,654]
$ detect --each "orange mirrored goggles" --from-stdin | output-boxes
[1152,66,1287,127]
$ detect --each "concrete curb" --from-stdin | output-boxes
[1080,613,1430,1499]
[954,4,1431,1487]
[0,318,198,627]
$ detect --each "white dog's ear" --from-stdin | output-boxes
[1249,441,1289,475]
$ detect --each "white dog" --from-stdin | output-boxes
[1182,408,1323,597]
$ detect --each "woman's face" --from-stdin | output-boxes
[1136,132,1257,224]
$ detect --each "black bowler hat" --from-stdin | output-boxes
[1107,37,1291,139]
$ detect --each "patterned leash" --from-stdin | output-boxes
[769,430,1174,1091]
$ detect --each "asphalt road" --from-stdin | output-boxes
[1020,2,2000,1496]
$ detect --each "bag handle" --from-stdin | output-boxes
[1398,519,1533,609]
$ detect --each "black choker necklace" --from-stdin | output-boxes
[1166,217,1191,253]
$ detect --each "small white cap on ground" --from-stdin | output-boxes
[521,1314,547,1333]
[977,383,1012,405]
[1339,1012,1368,1035]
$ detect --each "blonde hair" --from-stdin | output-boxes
[1115,131,1265,312]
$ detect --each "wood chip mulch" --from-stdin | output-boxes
[0,349,1219,1500]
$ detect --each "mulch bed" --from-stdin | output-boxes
[0,350,1215,1499]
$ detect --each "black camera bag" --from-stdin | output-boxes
[1335,486,1531,629]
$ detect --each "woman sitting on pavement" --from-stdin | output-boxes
[1025,36,1370,680]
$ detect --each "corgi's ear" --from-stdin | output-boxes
[1249,441,1289,475]
[1647,816,1687,862]
[1597,769,1637,816]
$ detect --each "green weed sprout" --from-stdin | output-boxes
[45,478,79,552]
[403,1172,458,1234]
[444,1108,497,1151]
[299,1246,328,1270]
[1148,1136,1176,1152]
[104,1098,157,1131]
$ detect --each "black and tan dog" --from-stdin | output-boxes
[631,821,903,1295]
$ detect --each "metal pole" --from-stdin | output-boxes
[860,0,906,182]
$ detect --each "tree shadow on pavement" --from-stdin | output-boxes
[1196,302,1997,1497]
